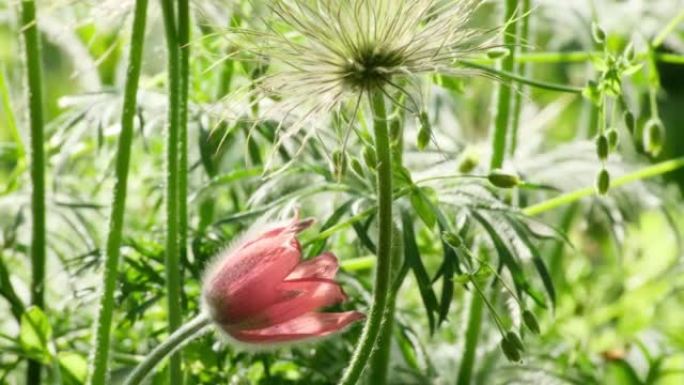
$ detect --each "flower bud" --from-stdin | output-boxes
[363,145,377,169]
[606,129,619,151]
[596,168,610,195]
[623,111,636,135]
[643,119,664,157]
[417,111,431,151]
[506,331,525,352]
[458,149,479,174]
[501,337,522,363]
[592,23,606,45]
[488,169,520,188]
[486,47,510,59]
[442,231,463,248]
[350,157,365,177]
[596,135,609,160]
[522,310,541,334]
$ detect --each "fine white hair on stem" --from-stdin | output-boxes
[215,0,498,172]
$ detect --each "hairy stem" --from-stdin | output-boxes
[489,0,521,169]
[20,0,46,383]
[177,0,190,290]
[523,157,684,216]
[509,0,532,156]
[338,91,393,385]
[455,291,485,385]
[123,314,212,385]
[87,1,148,384]
[159,0,183,384]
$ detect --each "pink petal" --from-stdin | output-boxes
[286,252,339,280]
[204,221,312,324]
[227,311,365,344]
[234,278,347,328]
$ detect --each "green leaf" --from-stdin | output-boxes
[410,187,437,229]
[401,210,439,334]
[20,306,53,364]
[472,212,546,308]
[58,352,88,384]
[505,217,557,308]
[605,359,643,385]
[306,199,354,257]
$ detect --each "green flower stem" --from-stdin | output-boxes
[462,61,584,95]
[509,0,531,156]
[339,91,393,385]
[489,0,521,170]
[20,1,46,383]
[652,10,684,48]
[87,1,148,384]
[523,157,684,216]
[474,52,684,65]
[455,290,484,385]
[123,313,212,385]
[159,0,183,384]
[177,0,190,281]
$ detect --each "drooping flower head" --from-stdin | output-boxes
[202,217,364,344]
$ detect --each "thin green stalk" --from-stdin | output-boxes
[20,1,46,383]
[159,0,183,384]
[455,292,484,385]
[177,0,190,285]
[124,314,212,385]
[652,9,684,48]
[489,0,520,170]
[462,61,583,94]
[522,157,684,216]
[338,91,393,385]
[87,1,148,384]
[509,0,531,156]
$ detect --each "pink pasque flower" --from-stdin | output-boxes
[202,217,364,344]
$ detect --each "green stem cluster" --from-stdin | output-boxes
[20,1,46,383]
[87,1,149,384]
[338,91,394,385]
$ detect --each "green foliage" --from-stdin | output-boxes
[0,1,683,385]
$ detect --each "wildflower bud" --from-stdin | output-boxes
[332,150,347,178]
[202,217,364,344]
[363,145,377,169]
[500,337,522,363]
[596,168,610,195]
[486,47,510,59]
[488,169,520,188]
[522,310,541,334]
[350,157,365,177]
[506,331,525,352]
[596,135,609,160]
[458,149,479,174]
[623,111,636,135]
[643,119,664,157]
[623,42,636,62]
[592,23,606,45]
[442,231,463,248]
[606,128,619,150]
[417,111,431,151]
